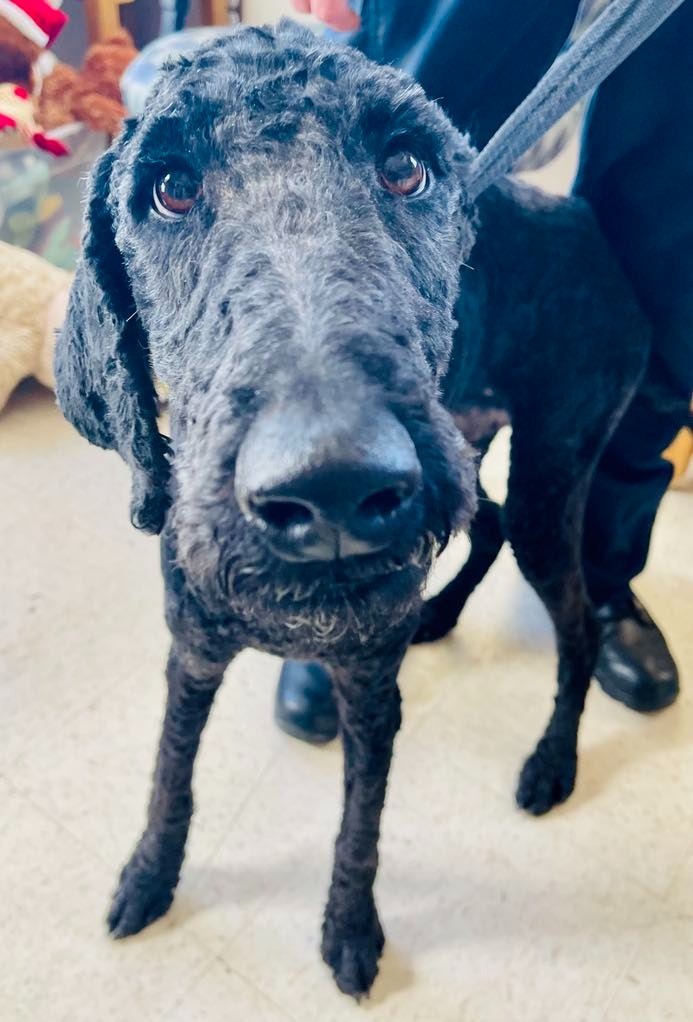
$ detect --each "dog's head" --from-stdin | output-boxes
[56,21,477,653]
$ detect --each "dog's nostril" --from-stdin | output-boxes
[357,486,407,520]
[253,498,314,531]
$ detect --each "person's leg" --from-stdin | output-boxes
[276,0,581,742]
[582,363,686,608]
[575,0,693,710]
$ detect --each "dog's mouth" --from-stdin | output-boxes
[229,529,434,593]
[318,532,434,585]
[216,526,436,614]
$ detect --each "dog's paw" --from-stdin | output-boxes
[412,596,458,644]
[107,856,176,939]
[516,739,577,816]
[322,912,385,1000]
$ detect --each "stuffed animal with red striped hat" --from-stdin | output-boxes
[0,0,70,155]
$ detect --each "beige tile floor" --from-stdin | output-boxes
[1,373,691,1022]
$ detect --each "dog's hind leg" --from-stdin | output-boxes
[321,650,404,999]
[107,641,235,937]
[414,476,504,643]
[503,425,603,816]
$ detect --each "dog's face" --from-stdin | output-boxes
[56,22,477,656]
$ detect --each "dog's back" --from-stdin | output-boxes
[444,179,651,438]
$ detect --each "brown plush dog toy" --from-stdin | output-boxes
[39,29,138,137]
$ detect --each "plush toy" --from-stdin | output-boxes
[0,238,72,411]
[0,0,70,154]
[0,80,68,153]
[39,29,138,136]
[0,0,67,84]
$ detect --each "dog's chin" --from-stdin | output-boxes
[179,522,436,656]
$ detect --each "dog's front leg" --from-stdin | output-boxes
[321,653,404,1000]
[107,640,235,938]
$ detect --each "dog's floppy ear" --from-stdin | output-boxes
[55,132,170,534]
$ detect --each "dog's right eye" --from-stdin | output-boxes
[378,150,428,198]
[152,169,200,220]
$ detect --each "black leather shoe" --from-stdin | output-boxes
[275,660,338,744]
[594,592,680,712]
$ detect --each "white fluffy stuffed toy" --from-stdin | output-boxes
[0,240,72,412]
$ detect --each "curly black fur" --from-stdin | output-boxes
[54,21,649,1000]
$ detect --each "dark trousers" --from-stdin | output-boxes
[343,0,693,603]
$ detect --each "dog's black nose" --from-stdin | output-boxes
[235,404,422,562]
[248,462,418,561]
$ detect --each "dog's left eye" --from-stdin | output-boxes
[152,169,200,220]
[378,150,428,197]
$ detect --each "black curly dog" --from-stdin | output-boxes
[55,22,649,999]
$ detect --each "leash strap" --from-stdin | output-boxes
[465,0,687,199]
